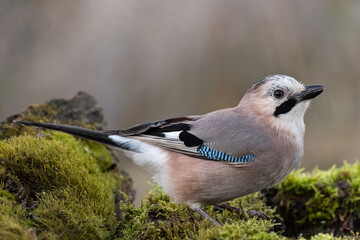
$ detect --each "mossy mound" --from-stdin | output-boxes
[0,134,117,239]
[264,163,360,238]
[0,91,104,140]
[116,185,282,240]
[115,179,358,239]
[0,92,133,239]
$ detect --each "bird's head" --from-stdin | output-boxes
[240,74,324,133]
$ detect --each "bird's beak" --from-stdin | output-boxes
[294,85,324,102]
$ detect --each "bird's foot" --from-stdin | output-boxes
[215,203,268,220]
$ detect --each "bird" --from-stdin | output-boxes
[16,74,324,225]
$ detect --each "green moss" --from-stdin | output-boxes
[79,139,114,172]
[0,93,136,239]
[116,185,281,240]
[0,104,58,139]
[0,192,34,240]
[0,132,119,239]
[215,219,283,240]
[309,233,354,240]
[0,92,104,140]
[0,189,15,201]
[266,162,360,238]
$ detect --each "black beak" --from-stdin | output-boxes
[274,84,324,117]
[294,85,324,102]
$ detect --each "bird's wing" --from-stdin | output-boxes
[118,108,272,164]
[16,108,271,164]
[115,116,203,157]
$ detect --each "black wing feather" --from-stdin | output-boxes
[120,117,192,136]
[121,116,205,148]
[179,131,203,147]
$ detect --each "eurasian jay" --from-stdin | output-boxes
[16,74,324,225]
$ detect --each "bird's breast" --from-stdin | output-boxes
[161,142,302,205]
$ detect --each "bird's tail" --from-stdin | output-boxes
[15,121,134,150]
[16,121,169,171]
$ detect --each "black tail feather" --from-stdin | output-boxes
[15,121,118,147]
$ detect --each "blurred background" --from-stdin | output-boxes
[1,0,359,204]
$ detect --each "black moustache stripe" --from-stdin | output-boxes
[274,98,297,117]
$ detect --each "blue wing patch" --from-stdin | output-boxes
[197,146,255,163]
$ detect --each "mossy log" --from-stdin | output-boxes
[0,92,358,239]
[0,92,134,239]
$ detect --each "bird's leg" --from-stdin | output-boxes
[189,204,222,226]
[215,203,268,220]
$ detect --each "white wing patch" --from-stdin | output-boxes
[164,131,181,139]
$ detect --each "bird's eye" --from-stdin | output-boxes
[273,89,285,99]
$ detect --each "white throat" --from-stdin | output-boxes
[274,101,309,142]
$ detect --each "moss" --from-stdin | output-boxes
[80,139,114,172]
[215,219,283,240]
[0,92,135,239]
[308,233,354,240]
[0,189,15,201]
[264,162,360,238]
[0,91,104,140]
[0,190,38,240]
[116,185,282,240]
[0,132,119,239]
